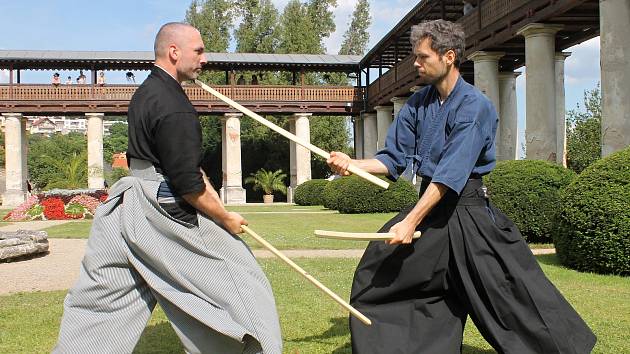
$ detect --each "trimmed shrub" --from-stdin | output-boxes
[322,178,343,210]
[331,175,418,214]
[484,160,576,243]
[554,147,630,275]
[294,179,329,206]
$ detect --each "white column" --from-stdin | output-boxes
[289,113,312,192]
[2,113,28,206]
[601,0,630,156]
[498,72,520,160]
[220,113,246,204]
[468,51,504,113]
[517,23,563,161]
[391,96,408,121]
[353,116,364,159]
[362,112,378,158]
[555,52,571,166]
[374,106,393,151]
[86,113,104,189]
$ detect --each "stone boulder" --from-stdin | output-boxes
[0,230,49,261]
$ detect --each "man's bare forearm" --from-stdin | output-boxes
[404,182,449,226]
[182,171,229,222]
[351,159,389,175]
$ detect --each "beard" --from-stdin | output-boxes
[418,67,448,86]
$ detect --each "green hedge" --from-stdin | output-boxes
[324,175,418,214]
[294,179,329,206]
[323,178,343,210]
[554,147,630,275]
[484,160,576,243]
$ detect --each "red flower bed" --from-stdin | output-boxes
[41,197,68,220]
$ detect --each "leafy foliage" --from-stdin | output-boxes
[554,146,630,275]
[323,176,418,213]
[28,133,88,190]
[484,160,576,243]
[103,122,128,163]
[245,169,288,195]
[566,83,601,173]
[294,179,328,206]
[338,0,370,56]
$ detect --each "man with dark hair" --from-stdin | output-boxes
[54,22,282,354]
[328,19,595,354]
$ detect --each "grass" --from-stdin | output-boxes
[41,208,396,250]
[40,207,555,251]
[1,255,628,353]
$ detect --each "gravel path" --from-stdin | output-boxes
[0,238,556,296]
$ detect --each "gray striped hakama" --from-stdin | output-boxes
[53,166,282,354]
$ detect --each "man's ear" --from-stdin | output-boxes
[444,50,456,66]
[169,45,179,61]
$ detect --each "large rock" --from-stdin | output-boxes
[0,230,49,261]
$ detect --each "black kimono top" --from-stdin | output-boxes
[127,66,205,197]
[375,76,498,195]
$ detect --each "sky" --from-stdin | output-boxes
[0,0,601,151]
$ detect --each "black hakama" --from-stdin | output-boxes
[349,179,596,354]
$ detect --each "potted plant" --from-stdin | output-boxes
[244,169,287,204]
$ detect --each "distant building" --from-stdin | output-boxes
[111,152,128,170]
[0,116,126,136]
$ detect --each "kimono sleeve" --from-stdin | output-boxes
[153,112,205,196]
[431,97,493,194]
[374,97,418,180]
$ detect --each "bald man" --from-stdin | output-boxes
[53,23,282,354]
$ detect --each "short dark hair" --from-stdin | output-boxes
[410,20,466,68]
[154,22,196,58]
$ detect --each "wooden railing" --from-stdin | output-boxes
[367,54,417,103]
[0,84,363,103]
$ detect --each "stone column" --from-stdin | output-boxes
[391,96,408,121]
[2,113,28,206]
[601,0,630,156]
[517,23,563,161]
[498,72,520,160]
[86,113,104,189]
[375,105,394,150]
[555,52,571,166]
[289,113,312,200]
[220,113,246,204]
[353,116,364,159]
[468,51,504,112]
[362,112,378,158]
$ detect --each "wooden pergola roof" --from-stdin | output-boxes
[0,50,362,73]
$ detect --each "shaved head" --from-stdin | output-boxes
[154,22,198,59]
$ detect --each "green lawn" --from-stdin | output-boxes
[41,209,397,250]
[0,255,628,353]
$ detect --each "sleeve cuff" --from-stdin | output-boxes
[374,154,399,181]
[430,176,464,195]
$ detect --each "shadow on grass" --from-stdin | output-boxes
[535,254,561,267]
[135,321,183,353]
[329,341,496,353]
[292,316,349,344]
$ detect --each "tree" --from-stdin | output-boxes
[306,0,337,50]
[103,122,128,163]
[42,152,88,190]
[310,116,352,178]
[28,133,87,189]
[185,0,234,84]
[277,0,321,55]
[339,0,371,56]
[235,0,279,54]
[566,83,601,173]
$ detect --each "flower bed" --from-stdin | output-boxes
[3,189,107,221]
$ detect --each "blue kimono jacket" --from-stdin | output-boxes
[375,76,498,195]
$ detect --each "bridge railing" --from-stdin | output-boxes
[0,84,363,102]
